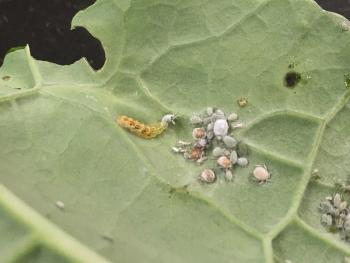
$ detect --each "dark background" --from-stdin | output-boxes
[0,0,349,70]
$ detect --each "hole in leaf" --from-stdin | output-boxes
[284,71,301,88]
[0,0,105,70]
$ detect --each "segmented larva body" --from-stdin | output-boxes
[117,115,169,139]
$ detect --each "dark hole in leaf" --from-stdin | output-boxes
[0,0,105,70]
[284,71,301,88]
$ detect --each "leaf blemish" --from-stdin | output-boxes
[2,75,10,81]
[284,71,301,88]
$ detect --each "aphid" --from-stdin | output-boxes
[231,122,244,129]
[55,200,65,210]
[213,119,229,136]
[334,193,342,208]
[207,131,214,140]
[206,107,214,116]
[190,115,203,125]
[319,201,334,214]
[212,147,226,157]
[207,123,214,131]
[177,140,191,146]
[192,128,206,139]
[227,113,238,122]
[185,147,204,160]
[229,151,238,164]
[172,147,186,153]
[253,165,270,184]
[237,157,249,167]
[117,114,176,139]
[223,135,237,148]
[320,213,332,227]
[237,97,248,107]
[225,170,234,181]
[217,156,232,169]
[199,169,216,183]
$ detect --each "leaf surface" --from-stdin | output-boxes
[1,0,350,262]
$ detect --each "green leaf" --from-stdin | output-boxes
[1,0,350,262]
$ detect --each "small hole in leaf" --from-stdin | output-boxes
[284,71,301,88]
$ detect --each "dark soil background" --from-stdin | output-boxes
[0,0,349,71]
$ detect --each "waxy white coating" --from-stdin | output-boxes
[213,119,229,136]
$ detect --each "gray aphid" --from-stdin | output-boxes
[227,113,238,122]
[237,157,249,167]
[334,193,342,208]
[320,213,333,227]
[229,151,238,164]
[207,131,214,140]
[223,135,237,148]
[213,147,226,157]
[207,123,214,131]
[319,201,334,214]
[206,107,214,116]
[225,170,234,181]
[190,115,203,125]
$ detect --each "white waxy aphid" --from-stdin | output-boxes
[217,156,232,169]
[229,150,238,164]
[227,113,238,122]
[206,107,214,116]
[253,165,270,184]
[231,122,244,130]
[237,157,249,167]
[190,115,203,125]
[178,140,191,146]
[223,135,237,148]
[55,200,65,210]
[320,213,332,227]
[199,169,216,183]
[192,127,206,139]
[212,147,226,157]
[161,114,176,124]
[213,119,229,136]
[172,147,186,153]
[225,170,234,181]
[334,193,342,208]
[207,123,214,131]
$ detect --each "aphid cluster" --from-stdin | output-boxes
[319,193,350,241]
[172,107,249,183]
